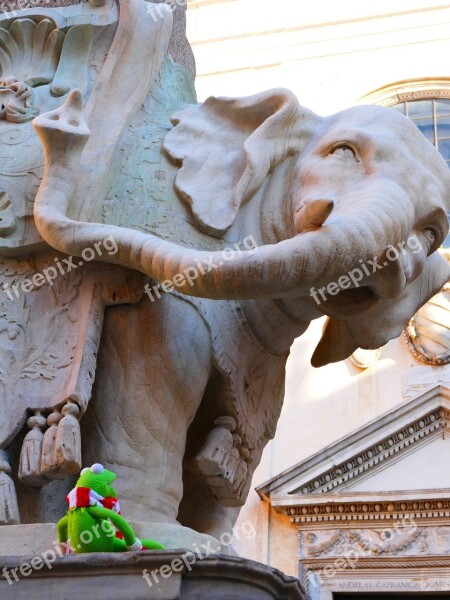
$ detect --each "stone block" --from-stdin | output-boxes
[0,551,305,599]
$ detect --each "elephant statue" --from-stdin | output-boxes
[0,0,449,546]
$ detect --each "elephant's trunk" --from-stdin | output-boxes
[33,91,412,302]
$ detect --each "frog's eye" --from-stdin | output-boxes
[90,463,104,474]
[81,468,89,475]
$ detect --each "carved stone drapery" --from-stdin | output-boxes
[0,254,143,521]
[0,449,19,524]
[0,255,144,447]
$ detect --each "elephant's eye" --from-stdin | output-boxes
[329,143,360,162]
[423,228,437,250]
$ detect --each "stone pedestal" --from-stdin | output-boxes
[0,551,305,599]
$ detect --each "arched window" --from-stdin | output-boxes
[391,99,450,168]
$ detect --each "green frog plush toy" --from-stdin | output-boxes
[57,463,165,553]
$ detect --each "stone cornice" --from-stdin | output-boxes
[257,385,450,503]
[302,554,450,570]
[273,490,450,527]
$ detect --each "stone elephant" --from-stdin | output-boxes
[1,0,449,546]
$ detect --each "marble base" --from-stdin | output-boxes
[0,551,305,599]
[0,522,234,557]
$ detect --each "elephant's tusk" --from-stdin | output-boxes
[294,199,334,233]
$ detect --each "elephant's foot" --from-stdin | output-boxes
[132,521,236,557]
[178,469,242,541]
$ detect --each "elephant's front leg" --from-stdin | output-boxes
[82,292,212,524]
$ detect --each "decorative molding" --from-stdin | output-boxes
[281,493,450,526]
[257,385,450,504]
[358,78,450,107]
[296,408,445,496]
[301,526,427,559]
[257,386,450,530]
[402,364,450,400]
[302,554,450,571]
[403,282,450,366]
[303,558,450,600]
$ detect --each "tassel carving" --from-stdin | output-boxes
[54,401,82,474]
[18,411,48,487]
[0,449,20,524]
[40,409,65,479]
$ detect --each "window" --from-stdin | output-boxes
[360,79,450,169]
[391,99,450,168]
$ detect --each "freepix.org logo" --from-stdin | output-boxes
[144,235,258,303]
[309,234,424,306]
[2,236,119,301]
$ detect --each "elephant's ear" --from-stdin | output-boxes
[163,88,318,237]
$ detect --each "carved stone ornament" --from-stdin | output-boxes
[1,0,450,546]
[0,252,144,519]
[190,416,252,507]
[287,495,450,526]
[403,281,450,365]
[402,364,450,399]
[300,527,427,559]
[0,14,97,252]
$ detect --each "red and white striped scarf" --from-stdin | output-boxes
[66,487,124,539]
[66,486,121,512]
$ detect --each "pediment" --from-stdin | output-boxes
[346,435,450,492]
[257,385,450,525]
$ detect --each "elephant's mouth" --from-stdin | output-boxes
[313,244,410,319]
[294,198,412,315]
[312,284,379,318]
